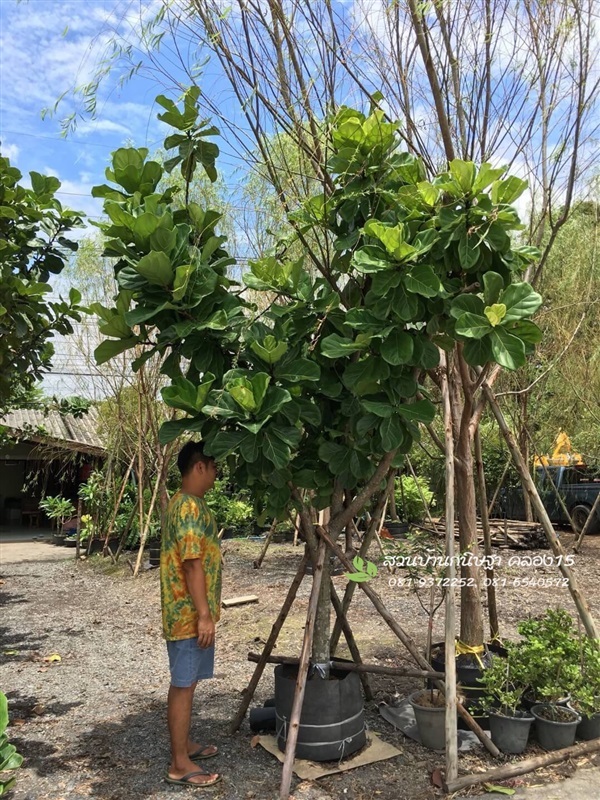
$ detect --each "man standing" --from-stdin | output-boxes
[161,441,222,788]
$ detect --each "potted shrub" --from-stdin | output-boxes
[571,638,600,740]
[531,703,580,750]
[409,688,447,750]
[39,495,75,544]
[480,647,533,754]
[514,610,580,709]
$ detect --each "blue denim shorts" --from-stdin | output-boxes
[166,638,215,687]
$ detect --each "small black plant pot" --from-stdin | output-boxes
[63,537,77,548]
[249,706,277,732]
[148,545,161,567]
[52,534,66,546]
[531,703,580,750]
[409,689,446,750]
[275,663,366,762]
[576,711,600,741]
[489,710,534,754]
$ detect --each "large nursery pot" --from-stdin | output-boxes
[409,689,446,750]
[531,704,580,750]
[430,642,505,699]
[522,691,570,712]
[489,710,534,754]
[274,663,366,762]
[576,711,600,741]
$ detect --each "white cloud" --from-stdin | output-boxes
[77,119,132,136]
[1,142,20,162]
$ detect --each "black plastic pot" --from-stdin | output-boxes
[531,704,580,750]
[522,691,570,712]
[274,664,366,762]
[489,710,534,754]
[576,711,600,741]
[148,546,161,567]
[52,534,66,546]
[249,706,277,732]
[383,521,410,538]
[430,642,505,699]
[409,690,446,750]
[456,699,490,731]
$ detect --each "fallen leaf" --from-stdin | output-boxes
[430,768,444,788]
[484,784,516,796]
[32,704,45,716]
[3,650,18,655]
[43,654,62,663]
[10,718,26,727]
[250,735,260,749]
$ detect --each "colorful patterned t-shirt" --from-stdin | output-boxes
[160,491,222,641]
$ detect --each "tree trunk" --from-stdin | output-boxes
[311,549,331,674]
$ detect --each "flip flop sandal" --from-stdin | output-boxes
[164,769,222,788]
[190,745,218,760]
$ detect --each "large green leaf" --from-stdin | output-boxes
[94,337,139,365]
[258,387,292,419]
[490,328,526,370]
[507,320,543,344]
[363,220,417,262]
[352,246,394,273]
[491,176,528,204]
[262,430,291,469]
[318,441,351,475]
[275,358,320,382]
[158,418,196,445]
[455,312,493,339]
[320,334,366,358]
[161,373,215,414]
[0,694,7,733]
[458,231,480,270]
[396,399,436,424]
[380,330,414,366]
[499,283,542,322]
[482,271,505,305]
[207,430,246,459]
[380,415,406,451]
[343,358,387,396]
[134,251,174,286]
[449,294,485,319]
[250,335,288,364]
[450,159,476,193]
[404,266,442,297]
[462,337,493,366]
[361,399,395,418]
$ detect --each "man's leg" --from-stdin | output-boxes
[167,683,219,784]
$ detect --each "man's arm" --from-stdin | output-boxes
[182,558,215,648]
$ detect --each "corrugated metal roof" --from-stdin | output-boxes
[0,406,105,456]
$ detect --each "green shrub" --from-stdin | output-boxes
[0,691,23,795]
[394,475,434,522]
[205,480,254,533]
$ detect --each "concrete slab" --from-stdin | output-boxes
[0,539,73,564]
[502,767,600,799]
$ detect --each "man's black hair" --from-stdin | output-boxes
[177,441,215,477]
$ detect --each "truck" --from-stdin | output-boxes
[501,465,600,534]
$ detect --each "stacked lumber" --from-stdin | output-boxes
[420,518,549,550]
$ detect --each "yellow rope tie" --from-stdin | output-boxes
[455,640,485,670]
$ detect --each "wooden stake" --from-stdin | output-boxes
[103,453,136,550]
[444,736,600,794]
[316,526,500,758]
[330,583,373,701]
[280,539,327,800]
[440,350,458,783]
[474,429,500,641]
[253,518,278,569]
[229,553,308,734]
[247,652,444,679]
[487,459,510,517]
[75,497,83,561]
[483,380,599,638]
[573,488,600,552]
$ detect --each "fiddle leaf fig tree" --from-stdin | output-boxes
[94,93,541,665]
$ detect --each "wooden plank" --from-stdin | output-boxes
[222,594,259,608]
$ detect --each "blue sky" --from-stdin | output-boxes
[0,0,198,224]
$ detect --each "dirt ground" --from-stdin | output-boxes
[2,532,600,800]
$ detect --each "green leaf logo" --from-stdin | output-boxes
[344,555,379,583]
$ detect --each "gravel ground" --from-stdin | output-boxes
[2,533,600,800]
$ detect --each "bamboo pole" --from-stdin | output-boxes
[229,553,308,734]
[280,539,327,800]
[103,453,136,549]
[247,652,444,679]
[444,736,600,794]
[329,472,395,654]
[573,488,600,552]
[330,583,373,700]
[474,429,500,641]
[487,459,510,517]
[440,350,458,783]
[133,463,162,577]
[253,518,278,569]
[75,497,83,561]
[483,381,599,638]
[315,525,500,757]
